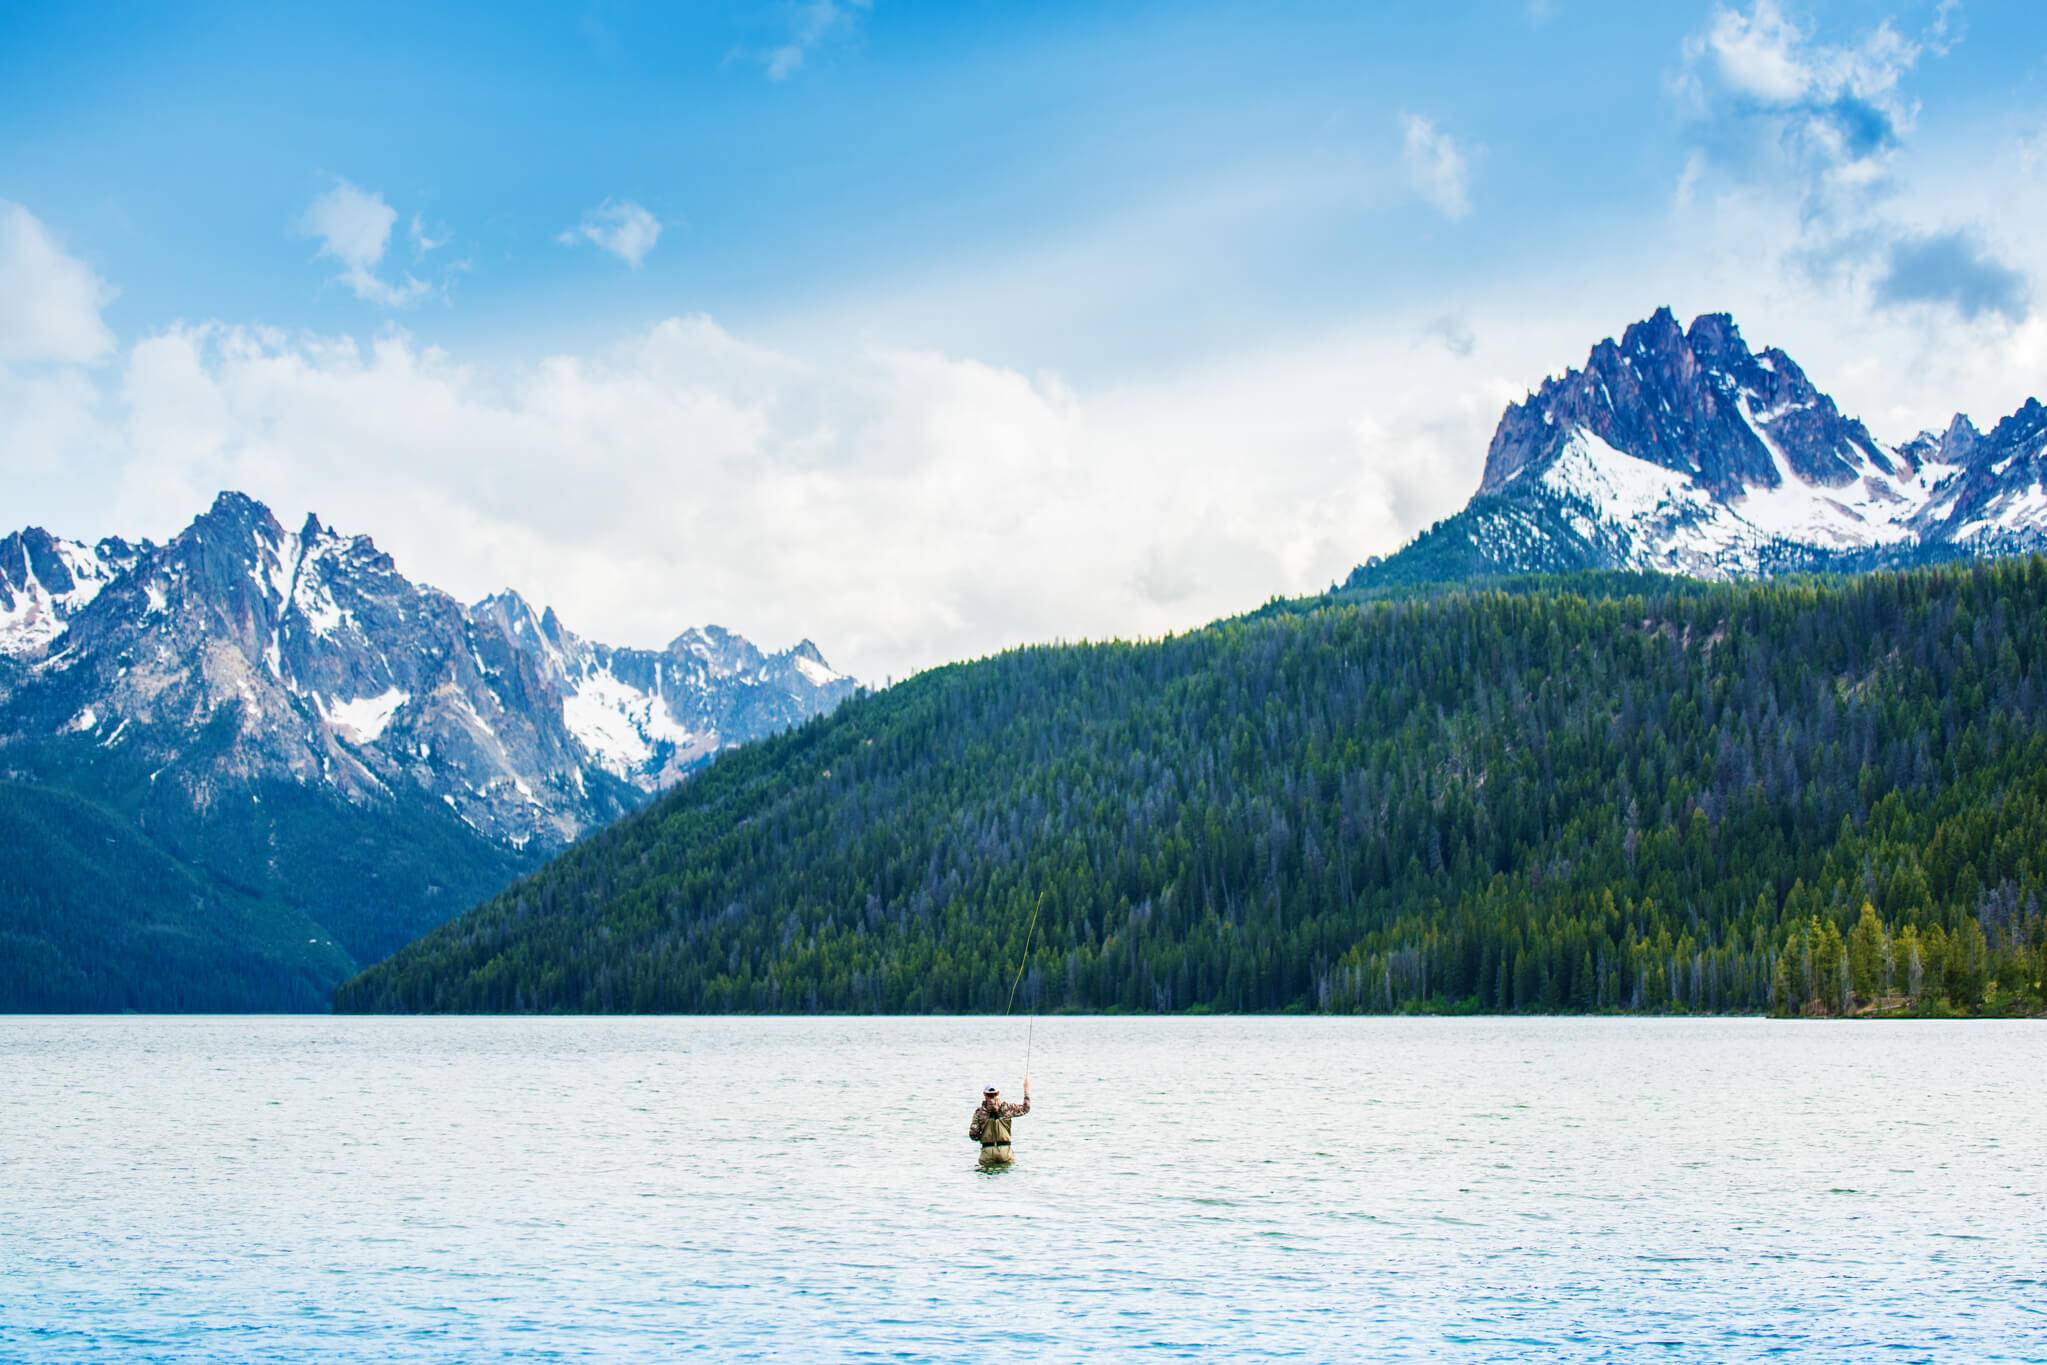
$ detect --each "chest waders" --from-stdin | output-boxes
[979,1113,1015,1166]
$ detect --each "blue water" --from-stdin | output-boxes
[2,1016,2042,1360]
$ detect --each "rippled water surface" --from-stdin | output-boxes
[2,1016,2043,1360]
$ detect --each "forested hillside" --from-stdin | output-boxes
[0,780,353,1011]
[337,563,2047,1017]
[0,737,532,1011]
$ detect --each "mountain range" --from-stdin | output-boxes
[0,492,854,1009]
[1346,308,2047,590]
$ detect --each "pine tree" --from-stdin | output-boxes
[1847,902,1888,1007]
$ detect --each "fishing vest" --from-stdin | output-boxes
[981,1111,1013,1146]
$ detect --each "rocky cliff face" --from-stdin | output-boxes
[0,491,857,851]
[1352,309,2047,588]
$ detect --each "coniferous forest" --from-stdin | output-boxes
[336,563,2047,1017]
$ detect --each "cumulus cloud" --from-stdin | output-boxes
[0,204,122,510]
[1671,2,2030,335]
[1674,0,1957,220]
[1689,0,1815,104]
[558,199,663,268]
[0,195,1537,688]
[19,306,1519,683]
[1400,114,1474,220]
[0,201,116,365]
[1875,229,2029,322]
[24,218,2046,689]
[295,179,430,307]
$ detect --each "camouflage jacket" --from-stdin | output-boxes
[967,1096,1030,1142]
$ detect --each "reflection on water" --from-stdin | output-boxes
[1,1016,2042,1360]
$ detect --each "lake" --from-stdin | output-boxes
[2,1016,2042,1360]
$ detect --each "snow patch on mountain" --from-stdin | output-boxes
[561,668,697,776]
[322,687,410,743]
[1729,394,1950,550]
[1958,485,2047,541]
[1540,430,1756,573]
[1542,430,1713,527]
[794,654,844,687]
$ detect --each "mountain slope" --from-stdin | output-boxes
[337,562,2047,1017]
[1346,310,2047,591]
[0,780,351,1012]
[0,492,856,1010]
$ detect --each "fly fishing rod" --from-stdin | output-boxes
[1003,896,1042,1083]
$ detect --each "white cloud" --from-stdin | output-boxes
[1671,1,2027,344]
[0,202,120,513]
[0,362,113,497]
[12,61,2047,695]
[1649,118,2047,435]
[299,181,393,273]
[758,0,871,81]
[1676,0,1945,219]
[557,199,663,268]
[408,212,448,259]
[17,305,1531,684]
[1400,114,1474,220]
[295,179,431,307]
[16,214,2047,688]
[0,201,116,365]
[1691,0,1812,103]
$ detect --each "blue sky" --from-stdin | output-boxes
[4,1,2046,678]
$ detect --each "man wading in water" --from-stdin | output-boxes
[968,1082,1031,1166]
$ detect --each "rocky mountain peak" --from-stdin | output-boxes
[1681,310,1741,359]
[1356,309,2047,590]
[537,605,571,652]
[668,624,759,676]
[1621,304,1685,357]
[1982,396,2046,450]
[190,488,284,545]
[474,588,538,631]
[0,527,145,657]
[1943,413,1983,463]
[1,492,858,851]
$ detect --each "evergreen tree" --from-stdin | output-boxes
[1847,902,1888,1006]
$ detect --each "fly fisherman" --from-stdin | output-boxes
[967,1082,1031,1166]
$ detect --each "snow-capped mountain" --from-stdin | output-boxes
[0,528,145,657]
[0,491,856,850]
[1348,309,2047,588]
